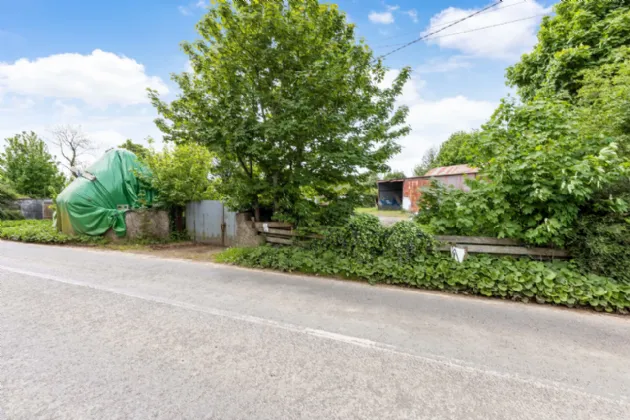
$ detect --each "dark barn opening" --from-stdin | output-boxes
[377,180,404,210]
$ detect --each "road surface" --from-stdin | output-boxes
[1,241,628,419]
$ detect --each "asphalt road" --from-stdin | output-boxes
[1,241,629,420]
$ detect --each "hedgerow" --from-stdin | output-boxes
[0,219,103,244]
[216,245,630,313]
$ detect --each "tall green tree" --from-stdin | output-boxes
[0,131,65,198]
[434,131,480,168]
[413,147,437,176]
[382,170,406,180]
[142,142,219,208]
[506,0,630,101]
[119,139,149,160]
[150,0,410,225]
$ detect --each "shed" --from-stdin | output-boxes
[377,164,478,212]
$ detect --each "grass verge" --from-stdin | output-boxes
[355,207,409,218]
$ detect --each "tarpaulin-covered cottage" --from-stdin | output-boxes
[55,149,154,236]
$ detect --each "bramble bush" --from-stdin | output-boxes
[216,246,630,314]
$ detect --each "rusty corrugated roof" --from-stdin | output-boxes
[376,178,405,183]
[424,164,479,176]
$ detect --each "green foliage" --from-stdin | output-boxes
[412,131,479,177]
[434,131,480,167]
[142,142,219,208]
[150,0,410,225]
[309,214,434,264]
[382,170,406,180]
[577,57,630,154]
[216,246,630,313]
[382,221,435,264]
[0,219,104,244]
[417,99,629,246]
[0,131,66,198]
[119,139,149,160]
[0,182,22,220]
[507,0,630,101]
[313,214,385,261]
[413,147,437,176]
[568,214,630,284]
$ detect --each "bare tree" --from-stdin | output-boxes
[49,125,95,171]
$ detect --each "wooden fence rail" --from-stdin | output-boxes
[253,222,569,259]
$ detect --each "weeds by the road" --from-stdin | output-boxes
[0,220,104,245]
[0,219,187,249]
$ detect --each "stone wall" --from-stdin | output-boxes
[105,209,170,241]
[231,212,265,247]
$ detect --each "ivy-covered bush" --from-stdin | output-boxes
[216,246,630,313]
[382,221,436,264]
[312,214,386,261]
[568,214,630,284]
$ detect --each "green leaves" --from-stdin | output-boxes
[417,98,629,246]
[0,131,66,199]
[506,1,630,101]
[217,245,630,314]
[150,0,410,225]
[0,220,104,245]
[141,142,219,208]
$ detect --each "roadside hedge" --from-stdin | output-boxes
[0,220,102,244]
[216,246,630,313]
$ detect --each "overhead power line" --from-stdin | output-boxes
[373,0,505,62]
[374,13,550,50]
[378,0,527,43]
[419,0,529,33]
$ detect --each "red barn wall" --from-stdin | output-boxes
[402,178,431,212]
[403,174,476,212]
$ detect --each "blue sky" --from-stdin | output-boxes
[0,0,555,173]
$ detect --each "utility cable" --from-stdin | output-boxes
[373,0,505,62]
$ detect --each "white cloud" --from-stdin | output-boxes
[178,6,191,16]
[0,50,168,107]
[415,56,472,74]
[53,100,82,118]
[381,69,496,175]
[369,11,395,25]
[423,1,548,59]
[386,5,400,12]
[379,70,423,108]
[405,9,419,23]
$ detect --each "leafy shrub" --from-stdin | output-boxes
[313,214,385,261]
[568,214,630,284]
[0,219,104,244]
[0,182,23,221]
[383,221,436,264]
[216,246,630,313]
[417,99,629,246]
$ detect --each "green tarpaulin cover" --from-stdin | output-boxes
[55,149,154,236]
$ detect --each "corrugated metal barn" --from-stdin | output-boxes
[377,164,479,212]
